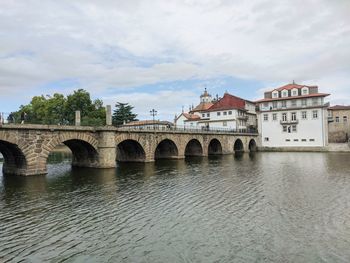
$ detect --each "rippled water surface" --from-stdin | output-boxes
[1,152,350,262]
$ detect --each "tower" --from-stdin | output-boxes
[200,88,212,103]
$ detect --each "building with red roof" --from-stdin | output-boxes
[256,82,330,148]
[175,89,257,131]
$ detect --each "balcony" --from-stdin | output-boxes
[237,115,248,120]
[280,119,299,125]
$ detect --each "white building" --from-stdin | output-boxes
[175,89,257,132]
[256,83,329,148]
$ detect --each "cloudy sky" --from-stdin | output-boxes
[1,0,350,120]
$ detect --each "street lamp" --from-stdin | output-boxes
[150,109,157,129]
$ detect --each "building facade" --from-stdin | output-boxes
[328,105,350,143]
[175,89,257,132]
[256,83,329,148]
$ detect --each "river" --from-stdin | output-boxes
[0,152,350,262]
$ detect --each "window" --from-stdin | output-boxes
[202,114,205,118]
[312,98,318,105]
[286,139,290,142]
[217,112,221,116]
[291,112,297,121]
[263,114,268,121]
[291,100,297,107]
[302,139,307,142]
[292,125,297,132]
[282,113,287,122]
[313,110,318,119]
[344,116,348,122]
[294,139,299,142]
[283,126,287,132]
[282,101,287,108]
[282,91,288,97]
[292,90,298,96]
[228,111,232,115]
[273,113,277,121]
[263,102,269,108]
[301,111,307,120]
[302,99,307,106]
[264,137,269,142]
[302,88,308,95]
[207,113,210,117]
[223,111,227,116]
[272,101,277,109]
[273,92,278,98]
[223,121,227,126]
[309,139,315,142]
[336,116,339,122]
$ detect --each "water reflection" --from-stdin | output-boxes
[1,174,47,202]
[0,152,350,262]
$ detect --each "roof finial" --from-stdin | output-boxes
[292,80,295,84]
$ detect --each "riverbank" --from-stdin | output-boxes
[259,143,350,153]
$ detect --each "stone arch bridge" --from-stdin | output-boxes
[0,125,259,176]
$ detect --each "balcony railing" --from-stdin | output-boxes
[280,119,299,125]
[237,115,248,120]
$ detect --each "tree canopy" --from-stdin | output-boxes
[8,89,106,126]
[112,102,138,126]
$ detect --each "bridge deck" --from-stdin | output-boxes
[0,124,258,136]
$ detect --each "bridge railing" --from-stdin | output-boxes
[116,124,258,134]
[0,112,100,126]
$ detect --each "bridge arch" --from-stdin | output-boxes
[185,139,203,157]
[0,140,27,175]
[208,138,223,155]
[248,139,257,152]
[44,133,99,168]
[155,139,178,159]
[117,139,146,162]
[234,138,244,153]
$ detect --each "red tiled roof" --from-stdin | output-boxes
[207,93,246,111]
[256,93,330,103]
[190,102,213,112]
[328,105,350,110]
[274,83,318,91]
[182,113,201,121]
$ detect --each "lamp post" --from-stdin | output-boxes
[150,109,157,129]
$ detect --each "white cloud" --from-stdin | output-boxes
[103,89,198,121]
[0,0,350,116]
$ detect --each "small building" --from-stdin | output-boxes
[256,83,329,148]
[174,89,257,132]
[174,113,201,128]
[328,105,350,143]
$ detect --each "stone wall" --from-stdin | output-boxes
[328,109,350,143]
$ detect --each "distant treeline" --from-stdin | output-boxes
[8,89,138,126]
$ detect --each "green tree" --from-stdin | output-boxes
[9,89,106,126]
[112,102,138,126]
[46,93,67,124]
[82,99,106,126]
[65,89,94,124]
